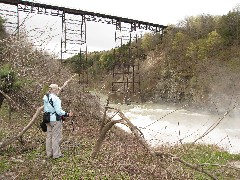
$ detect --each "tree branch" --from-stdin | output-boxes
[154,152,218,180]
[0,90,21,111]
[91,119,124,158]
[117,111,154,155]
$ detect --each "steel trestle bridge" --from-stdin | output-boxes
[0,0,167,102]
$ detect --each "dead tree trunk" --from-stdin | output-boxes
[117,111,154,155]
[91,119,123,158]
[0,92,4,108]
[0,90,21,111]
[99,98,110,133]
[91,106,217,179]
[91,108,153,158]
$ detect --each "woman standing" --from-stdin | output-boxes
[43,83,73,159]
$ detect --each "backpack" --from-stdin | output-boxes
[40,121,47,132]
[40,94,62,132]
[40,94,53,132]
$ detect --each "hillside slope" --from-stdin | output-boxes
[139,47,240,112]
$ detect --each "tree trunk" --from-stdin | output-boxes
[91,119,123,158]
[0,92,4,108]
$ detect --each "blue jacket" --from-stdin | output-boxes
[43,93,66,121]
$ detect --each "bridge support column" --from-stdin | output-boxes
[111,21,143,104]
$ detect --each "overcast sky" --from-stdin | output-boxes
[2,0,239,58]
[34,0,239,25]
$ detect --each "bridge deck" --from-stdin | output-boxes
[0,0,167,31]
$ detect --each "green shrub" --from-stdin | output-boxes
[0,16,5,39]
[0,64,22,92]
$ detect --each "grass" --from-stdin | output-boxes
[0,159,10,174]
[180,144,240,163]
[0,143,131,179]
[172,144,240,179]
[0,101,240,179]
[1,131,239,179]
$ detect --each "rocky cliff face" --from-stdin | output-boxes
[137,50,240,112]
[97,47,240,114]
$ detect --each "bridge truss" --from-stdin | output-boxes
[0,0,167,102]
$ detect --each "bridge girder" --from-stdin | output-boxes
[0,0,167,32]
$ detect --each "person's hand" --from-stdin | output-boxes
[69,110,73,117]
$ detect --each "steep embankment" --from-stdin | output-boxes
[139,46,240,112]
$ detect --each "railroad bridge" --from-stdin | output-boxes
[0,0,167,103]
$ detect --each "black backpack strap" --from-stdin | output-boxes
[46,94,60,121]
[46,94,54,108]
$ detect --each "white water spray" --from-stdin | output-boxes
[109,103,240,154]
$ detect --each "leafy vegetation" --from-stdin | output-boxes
[175,144,240,179]
[0,64,22,92]
[218,7,240,45]
[0,16,6,39]
[0,64,23,107]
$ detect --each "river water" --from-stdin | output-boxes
[106,102,240,154]
[93,92,240,154]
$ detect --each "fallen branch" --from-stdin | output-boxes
[0,74,77,149]
[0,90,21,111]
[199,162,240,171]
[92,105,217,179]
[154,152,217,180]
[0,107,43,148]
[91,119,124,158]
[117,111,154,155]
[92,108,154,158]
